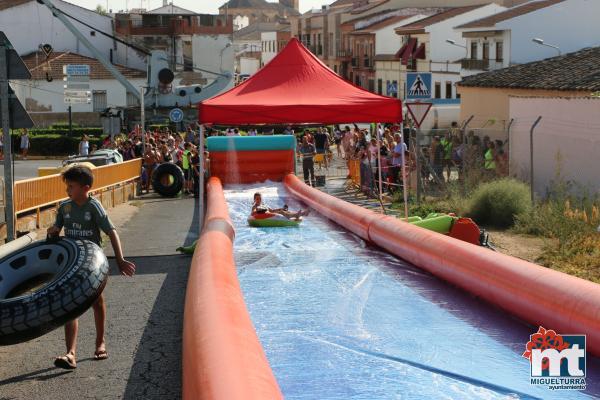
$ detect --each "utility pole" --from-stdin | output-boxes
[0,32,34,242]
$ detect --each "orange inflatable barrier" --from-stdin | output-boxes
[284,174,600,356]
[183,177,283,400]
[210,150,295,184]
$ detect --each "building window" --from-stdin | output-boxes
[377,79,382,94]
[368,79,375,93]
[496,41,503,62]
[334,65,338,74]
[392,80,398,98]
[126,91,140,107]
[482,42,489,60]
[470,41,477,59]
[434,82,441,99]
[445,82,452,99]
[92,90,107,112]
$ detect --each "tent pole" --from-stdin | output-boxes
[400,123,409,220]
[198,123,205,235]
[376,123,384,214]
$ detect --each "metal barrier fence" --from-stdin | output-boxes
[13,159,142,216]
[327,126,510,201]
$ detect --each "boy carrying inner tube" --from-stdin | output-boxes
[252,192,309,221]
[47,166,136,369]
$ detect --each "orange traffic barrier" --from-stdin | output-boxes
[284,174,600,356]
[182,177,282,400]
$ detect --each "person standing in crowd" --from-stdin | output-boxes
[298,136,316,186]
[495,139,509,177]
[191,146,201,198]
[79,135,90,156]
[20,129,30,159]
[185,126,195,144]
[182,142,193,195]
[440,132,453,182]
[313,127,329,169]
[341,126,353,160]
[484,141,497,176]
[334,125,343,158]
[430,136,444,183]
[283,125,294,135]
[390,133,407,185]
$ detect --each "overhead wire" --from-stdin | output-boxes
[44,1,230,78]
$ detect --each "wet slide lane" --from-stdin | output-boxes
[226,183,599,400]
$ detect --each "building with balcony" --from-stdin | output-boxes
[261,25,292,67]
[393,3,505,102]
[349,14,431,92]
[115,10,234,88]
[454,0,600,77]
[219,0,300,31]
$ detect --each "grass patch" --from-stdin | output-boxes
[466,178,531,229]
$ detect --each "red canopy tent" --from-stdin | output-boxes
[198,38,402,124]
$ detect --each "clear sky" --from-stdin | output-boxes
[75,0,336,14]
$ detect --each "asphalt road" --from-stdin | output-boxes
[0,159,63,181]
[0,194,199,399]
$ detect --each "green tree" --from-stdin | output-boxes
[95,4,107,15]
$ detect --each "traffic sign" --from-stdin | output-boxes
[64,75,90,83]
[406,72,432,100]
[406,102,432,128]
[63,64,90,76]
[64,83,90,90]
[41,43,53,57]
[64,97,92,104]
[169,107,184,123]
[64,90,91,98]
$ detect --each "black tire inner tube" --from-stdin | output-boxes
[0,238,109,346]
[152,163,185,197]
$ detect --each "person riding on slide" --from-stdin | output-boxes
[252,192,309,221]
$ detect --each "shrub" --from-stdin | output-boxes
[10,134,104,155]
[467,178,532,228]
[50,123,80,129]
[29,127,104,137]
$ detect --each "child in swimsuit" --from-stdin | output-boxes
[252,192,310,220]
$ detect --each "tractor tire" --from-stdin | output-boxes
[0,238,109,346]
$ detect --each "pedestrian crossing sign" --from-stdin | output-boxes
[406,72,432,100]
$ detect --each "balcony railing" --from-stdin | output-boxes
[461,58,504,71]
[337,49,351,58]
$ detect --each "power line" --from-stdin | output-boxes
[46,2,151,56]
[47,2,229,78]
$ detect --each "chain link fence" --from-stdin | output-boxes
[324,125,510,202]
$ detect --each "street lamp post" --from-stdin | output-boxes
[532,38,561,56]
[446,39,468,58]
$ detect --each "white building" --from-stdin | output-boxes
[260,31,278,66]
[0,0,146,70]
[455,0,600,76]
[15,51,146,126]
[394,4,506,102]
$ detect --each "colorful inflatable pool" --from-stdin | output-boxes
[248,212,302,228]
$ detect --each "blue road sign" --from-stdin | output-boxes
[406,72,432,100]
[63,64,90,76]
[169,107,184,123]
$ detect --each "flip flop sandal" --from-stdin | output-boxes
[54,355,77,369]
[94,350,108,360]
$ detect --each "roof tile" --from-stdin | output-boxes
[458,46,600,91]
[394,5,483,34]
[21,51,146,80]
[456,0,565,29]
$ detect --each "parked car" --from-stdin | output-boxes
[63,149,123,167]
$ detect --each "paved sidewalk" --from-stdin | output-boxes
[0,194,198,400]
